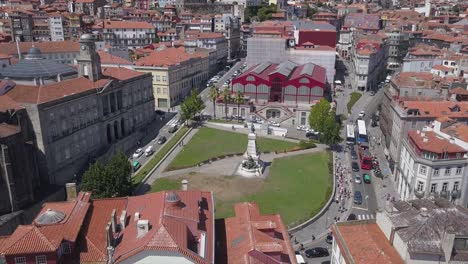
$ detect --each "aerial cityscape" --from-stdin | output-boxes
[0,0,467,263]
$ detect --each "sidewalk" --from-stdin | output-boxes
[368,125,399,209]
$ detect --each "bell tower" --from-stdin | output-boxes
[77,34,101,82]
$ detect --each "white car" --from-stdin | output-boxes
[355,174,362,184]
[359,111,365,118]
[132,148,143,159]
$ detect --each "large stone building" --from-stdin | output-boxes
[2,34,155,185]
[221,61,328,127]
[134,46,210,109]
[92,20,157,49]
[0,41,81,65]
[337,13,380,59]
[214,14,240,62]
[396,120,468,206]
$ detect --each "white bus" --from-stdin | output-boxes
[357,120,368,143]
[346,124,355,144]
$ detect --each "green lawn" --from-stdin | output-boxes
[132,126,189,186]
[153,152,332,226]
[347,92,362,113]
[166,127,298,170]
[209,119,245,125]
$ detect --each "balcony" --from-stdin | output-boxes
[414,189,425,199]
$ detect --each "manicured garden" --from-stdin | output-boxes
[132,126,189,186]
[347,92,362,113]
[152,152,332,226]
[166,127,299,171]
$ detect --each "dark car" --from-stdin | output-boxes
[326,234,333,244]
[305,247,329,258]
[352,162,360,172]
[157,136,167,145]
[354,191,362,205]
[351,149,358,160]
[347,213,357,221]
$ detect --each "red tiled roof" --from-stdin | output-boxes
[97,51,133,65]
[392,72,435,88]
[0,123,21,138]
[450,87,468,95]
[441,122,468,143]
[94,20,155,29]
[135,47,207,67]
[0,41,80,55]
[0,192,91,255]
[225,202,296,264]
[432,64,451,71]
[408,130,466,153]
[0,93,23,112]
[75,0,95,3]
[7,77,109,104]
[102,67,146,81]
[0,53,11,59]
[331,222,404,264]
[399,101,468,118]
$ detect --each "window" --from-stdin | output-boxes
[417,181,424,192]
[442,182,448,192]
[61,242,71,254]
[456,167,462,175]
[454,181,459,191]
[434,168,439,176]
[157,88,161,94]
[419,165,427,175]
[445,168,451,176]
[430,183,437,193]
[14,257,26,264]
[36,256,47,264]
[456,153,462,159]
[411,121,416,128]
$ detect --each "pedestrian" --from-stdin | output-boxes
[312,235,315,240]
[300,244,304,250]
[294,237,298,244]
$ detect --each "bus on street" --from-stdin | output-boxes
[357,120,368,143]
[346,124,355,145]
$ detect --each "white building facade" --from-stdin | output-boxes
[48,14,65,41]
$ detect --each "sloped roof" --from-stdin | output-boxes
[225,202,296,264]
[0,41,80,55]
[97,51,133,65]
[135,47,207,68]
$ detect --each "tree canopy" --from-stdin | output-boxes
[81,151,132,198]
[180,90,206,123]
[309,98,331,133]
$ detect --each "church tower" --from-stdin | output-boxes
[77,34,102,82]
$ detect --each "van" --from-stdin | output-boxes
[354,191,362,205]
[168,124,178,133]
[132,161,141,172]
[145,146,154,156]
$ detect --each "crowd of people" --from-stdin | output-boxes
[335,151,350,215]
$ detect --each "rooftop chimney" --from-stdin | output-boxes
[449,138,455,144]
[423,137,428,143]
[111,209,117,233]
[420,207,429,217]
[181,179,188,191]
[120,210,127,230]
[134,212,140,221]
[137,220,149,238]
[421,132,426,137]
[106,222,114,247]
[65,183,77,201]
[107,246,114,264]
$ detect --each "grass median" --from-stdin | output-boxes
[347,92,362,113]
[132,126,189,186]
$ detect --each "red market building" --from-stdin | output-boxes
[222,61,328,127]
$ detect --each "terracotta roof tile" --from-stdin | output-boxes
[135,47,207,67]
[432,64,452,71]
[0,41,80,55]
[102,67,146,80]
[0,93,23,112]
[408,130,466,153]
[225,202,296,264]
[441,122,468,142]
[399,101,468,118]
[0,123,20,138]
[97,51,132,65]
[94,20,155,29]
[331,222,404,264]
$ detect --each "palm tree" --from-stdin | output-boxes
[234,91,244,123]
[207,85,220,120]
[222,87,231,119]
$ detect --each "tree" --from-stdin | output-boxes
[258,4,277,21]
[308,99,331,133]
[321,112,341,146]
[81,151,132,198]
[180,90,205,124]
[207,85,220,119]
[234,90,244,122]
[222,87,232,119]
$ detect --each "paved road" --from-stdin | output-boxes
[296,236,332,264]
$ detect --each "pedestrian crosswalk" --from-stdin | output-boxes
[357,214,375,220]
[166,118,178,127]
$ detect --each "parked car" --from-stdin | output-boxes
[295,252,306,264]
[305,247,329,258]
[144,146,154,156]
[326,234,333,244]
[351,149,358,160]
[370,91,375,96]
[363,173,371,184]
[157,136,167,144]
[132,148,143,159]
[132,161,141,172]
[359,111,365,118]
[347,213,357,221]
[352,162,360,172]
[354,191,362,205]
[355,174,362,184]
[168,124,178,133]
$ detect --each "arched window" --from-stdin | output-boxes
[299,78,309,84]
[246,76,256,82]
